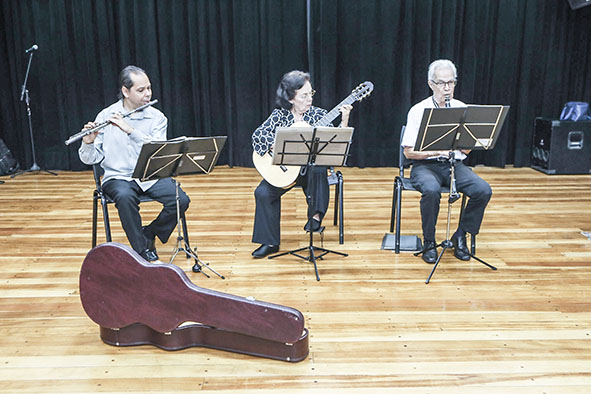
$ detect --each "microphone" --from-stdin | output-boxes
[25,44,39,53]
[444,95,451,108]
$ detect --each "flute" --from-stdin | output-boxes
[64,99,158,145]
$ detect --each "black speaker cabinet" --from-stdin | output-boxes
[531,117,591,175]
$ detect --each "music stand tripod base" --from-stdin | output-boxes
[166,171,224,280]
[268,228,348,281]
[169,236,225,280]
[418,240,497,284]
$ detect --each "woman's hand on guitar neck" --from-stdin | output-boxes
[339,104,353,127]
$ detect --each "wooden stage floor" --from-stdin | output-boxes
[1,165,590,393]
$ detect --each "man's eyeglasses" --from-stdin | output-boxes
[431,80,457,88]
[298,90,316,100]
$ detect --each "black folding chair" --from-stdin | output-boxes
[389,126,476,254]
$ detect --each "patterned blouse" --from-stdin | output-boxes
[252,106,328,155]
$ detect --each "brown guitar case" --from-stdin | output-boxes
[79,242,308,362]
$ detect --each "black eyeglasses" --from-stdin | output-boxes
[431,80,457,88]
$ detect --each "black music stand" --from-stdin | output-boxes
[268,126,354,281]
[132,136,227,278]
[413,105,509,284]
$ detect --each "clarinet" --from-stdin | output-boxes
[64,99,158,145]
[445,94,460,202]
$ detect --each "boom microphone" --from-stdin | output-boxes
[25,44,39,53]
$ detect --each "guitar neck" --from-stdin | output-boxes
[316,94,358,127]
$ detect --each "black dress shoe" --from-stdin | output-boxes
[422,240,438,264]
[252,244,279,258]
[140,248,159,262]
[304,218,322,232]
[451,231,471,261]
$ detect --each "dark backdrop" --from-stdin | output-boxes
[1,0,590,171]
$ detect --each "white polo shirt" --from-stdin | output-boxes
[401,96,467,161]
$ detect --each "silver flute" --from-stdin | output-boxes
[64,99,158,145]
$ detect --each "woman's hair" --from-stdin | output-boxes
[118,65,147,100]
[275,70,310,110]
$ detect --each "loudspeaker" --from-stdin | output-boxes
[531,118,591,174]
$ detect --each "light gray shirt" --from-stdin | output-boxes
[401,96,467,161]
[78,100,167,191]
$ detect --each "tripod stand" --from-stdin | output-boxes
[415,154,496,284]
[269,175,348,281]
[267,126,353,281]
[169,179,224,279]
[12,48,57,178]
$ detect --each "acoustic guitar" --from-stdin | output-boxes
[252,81,374,188]
[79,242,309,362]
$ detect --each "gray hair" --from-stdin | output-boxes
[427,59,457,82]
[275,70,310,110]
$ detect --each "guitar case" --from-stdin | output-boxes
[79,242,309,362]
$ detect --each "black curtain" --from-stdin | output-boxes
[310,0,591,167]
[1,0,590,171]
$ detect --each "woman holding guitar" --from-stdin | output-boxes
[251,70,353,258]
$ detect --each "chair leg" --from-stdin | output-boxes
[337,171,344,244]
[390,178,397,233]
[101,198,112,243]
[394,180,402,254]
[333,178,339,226]
[92,193,98,248]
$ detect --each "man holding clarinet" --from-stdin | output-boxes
[401,59,492,264]
[78,65,190,262]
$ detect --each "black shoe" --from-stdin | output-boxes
[140,248,159,262]
[304,218,322,232]
[451,231,471,261]
[422,240,438,264]
[252,244,279,258]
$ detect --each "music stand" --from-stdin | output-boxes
[132,136,227,279]
[268,126,354,281]
[413,105,509,283]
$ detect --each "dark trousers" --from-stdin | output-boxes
[410,160,492,242]
[252,165,329,246]
[102,178,190,254]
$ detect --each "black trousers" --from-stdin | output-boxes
[102,178,190,254]
[410,160,492,242]
[252,165,329,246]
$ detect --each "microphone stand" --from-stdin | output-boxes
[12,50,57,178]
